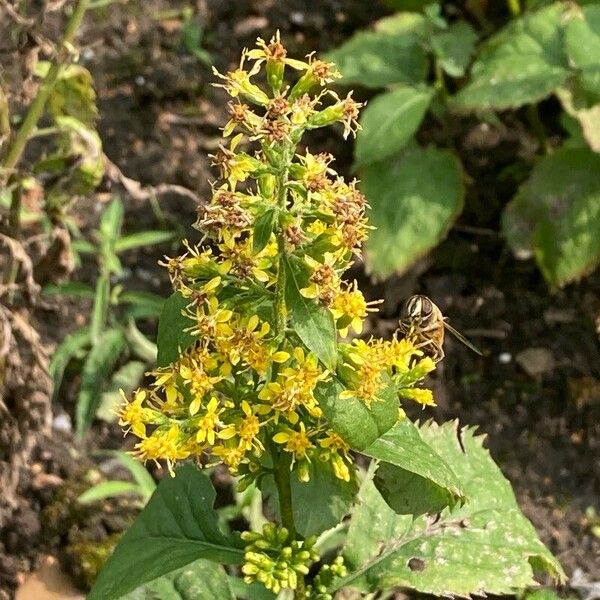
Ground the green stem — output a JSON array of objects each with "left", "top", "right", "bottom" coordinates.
[
  {"left": 273, "top": 159, "right": 290, "bottom": 340},
  {"left": 527, "top": 104, "right": 549, "bottom": 154},
  {"left": 507, "top": 0, "right": 521, "bottom": 17},
  {"left": 273, "top": 447, "right": 295, "bottom": 535},
  {"left": 1, "top": 0, "right": 90, "bottom": 175}
]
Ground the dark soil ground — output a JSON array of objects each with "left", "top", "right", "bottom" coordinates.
[{"left": 1, "top": 0, "right": 599, "bottom": 597}]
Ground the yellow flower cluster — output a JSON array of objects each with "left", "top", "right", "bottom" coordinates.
[{"left": 118, "top": 33, "right": 436, "bottom": 485}]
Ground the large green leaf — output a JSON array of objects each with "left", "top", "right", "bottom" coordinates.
[
  {"left": 453, "top": 4, "right": 570, "bottom": 111},
  {"left": 355, "top": 86, "right": 433, "bottom": 167},
  {"left": 339, "top": 421, "right": 565, "bottom": 596},
  {"left": 76, "top": 328, "right": 125, "bottom": 437},
  {"left": 156, "top": 291, "right": 196, "bottom": 367},
  {"left": 564, "top": 5, "right": 600, "bottom": 98},
  {"left": 362, "top": 419, "right": 464, "bottom": 514},
  {"left": 315, "top": 376, "right": 399, "bottom": 451},
  {"left": 431, "top": 21, "right": 478, "bottom": 78},
  {"left": 89, "top": 465, "right": 244, "bottom": 600},
  {"left": 327, "top": 30, "right": 428, "bottom": 88},
  {"left": 502, "top": 147, "right": 600, "bottom": 287},
  {"left": 283, "top": 255, "right": 337, "bottom": 370},
  {"left": 263, "top": 458, "right": 358, "bottom": 538},
  {"left": 362, "top": 146, "right": 464, "bottom": 279},
  {"left": 122, "top": 559, "right": 235, "bottom": 600}
]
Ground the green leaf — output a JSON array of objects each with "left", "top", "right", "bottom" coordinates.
[
  {"left": 35, "top": 62, "right": 99, "bottom": 125},
  {"left": 97, "top": 360, "right": 148, "bottom": 422},
  {"left": 431, "top": 21, "right": 478, "bottom": 78},
  {"left": 78, "top": 480, "right": 141, "bottom": 504},
  {"left": 157, "top": 292, "right": 196, "bottom": 367},
  {"left": 327, "top": 30, "right": 428, "bottom": 88},
  {"left": 90, "top": 273, "right": 110, "bottom": 343},
  {"left": 502, "top": 147, "right": 600, "bottom": 287},
  {"left": 362, "top": 146, "right": 464, "bottom": 279},
  {"left": 355, "top": 86, "right": 434, "bottom": 167},
  {"left": 48, "top": 327, "right": 91, "bottom": 401},
  {"left": 263, "top": 459, "right": 358, "bottom": 538},
  {"left": 123, "top": 559, "right": 234, "bottom": 600},
  {"left": 114, "top": 230, "right": 176, "bottom": 253},
  {"left": 43, "top": 281, "right": 95, "bottom": 299},
  {"left": 88, "top": 465, "right": 244, "bottom": 600},
  {"left": 227, "top": 576, "right": 277, "bottom": 600},
  {"left": 125, "top": 320, "right": 158, "bottom": 364},
  {"left": 283, "top": 255, "right": 337, "bottom": 370},
  {"left": 120, "top": 291, "right": 165, "bottom": 318},
  {"left": 99, "top": 196, "right": 125, "bottom": 244},
  {"left": 362, "top": 419, "right": 464, "bottom": 515},
  {"left": 253, "top": 208, "right": 276, "bottom": 253},
  {"left": 112, "top": 450, "right": 157, "bottom": 500},
  {"left": 452, "top": 4, "right": 570, "bottom": 111},
  {"left": 339, "top": 421, "right": 565, "bottom": 596},
  {"left": 76, "top": 328, "right": 125, "bottom": 437},
  {"left": 374, "top": 12, "right": 426, "bottom": 36},
  {"left": 564, "top": 5, "right": 600, "bottom": 98},
  {"left": 315, "top": 376, "right": 399, "bottom": 451}
]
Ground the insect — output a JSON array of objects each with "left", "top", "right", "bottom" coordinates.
[{"left": 398, "top": 295, "right": 482, "bottom": 362}]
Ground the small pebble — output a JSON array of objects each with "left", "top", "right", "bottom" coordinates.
[
  {"left": 53, "top": 414, "right": 72, "bottom": 433},
  {"left": 498, "top": 352, "right": 512, "bottom": 364}
]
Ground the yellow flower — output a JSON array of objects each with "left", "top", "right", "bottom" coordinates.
[
  {"left": 187, "top": 295, "right": 233, "bottom": 341},
  {"left": 318, "top": 431, "right": 352, "bottom": 482},
  {"left": 134, "top": 425, "right": 190, "bottom": 475},
  {"left": 399, "top": 387, "right": 436, "bottom": 407},
  {"left": 212, "top": 443, "right": 246, "bottom": 473},
  {"left": 118, "top": 389, "right": 159, "bottom": 438},
  {"left": 273, "top": 422, "right": 314, "bottom": 462},
  {"left": 331, "top": 281, "right": 380, "bottom": 336},
  {"left": 219, "top": 400, "right": 264, "bottom": 453},
  {"left": 300, "top": 253, "right": 341, "bottom": 306},
  {"left": 212, "top": 56, "right": 269, "bottom": 105},
  {"left": 196, "top": 396, "right": 225, "bottom": 445}
]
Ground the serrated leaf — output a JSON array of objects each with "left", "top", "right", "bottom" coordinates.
[
  {"left": 362, "top": 419, "right": 464, "bottom": 515},
  {"left": 114, "top": 230, "right": 176, "bottom": 253},
  {"left": 76, "top": 328, "right": 125, "bottom": 437},
  {"left": 502, "top": 147, "right": 600, "bottom": 287},
  {"left": 89, "top": 465, "right": 244, "bottom": 600},
  {"left": 263, "top": 458, "right": 358, "bottom": 538},
  {"left": 253, "top": 208, "right": 276, "bottom": 253},
  {"left": 48, "top": 327, "right": 91, "bottom": 401},
  {"left": 431, "top": 21, "right": 478, "bottom": 78},
  {"left": 355, "top": 86, "right": 433, "bottom": 167},
  {"left": 339, "top": 421, "right": 565, "bottom": 596},
  {"left": 564, "top": 5, "right": 600, "bottom": 99},
  {"left": 123, "top": 560, "right": 233, "bottom": 600},
  {"left": 78, "top": 480, "right": 141, "bottom": 504},
  {"left": 283, "top": 255, "right": 337, "bottom": 370},
  {"left": 327, "top": 30, "right": 428, "bottom": 88},
  {"left": 362, "top": 146, "right": 464, "bottom": 279},
  {"left": 157, "top": 291, "right": 196, "bottom": 367},
  {"left": 315, "top": 376, "right": 399, "bottom": 451},
  {"left": 452, "top": 4, "right": 569, "bottom": 111}
]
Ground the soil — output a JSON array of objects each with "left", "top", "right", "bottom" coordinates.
[{"left": 1, "top": 0, "right": 599, "bottom": 597}]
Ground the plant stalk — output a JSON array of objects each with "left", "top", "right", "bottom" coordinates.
[{"left": 1, "top": 0, "right": 91, "bottom": 175}]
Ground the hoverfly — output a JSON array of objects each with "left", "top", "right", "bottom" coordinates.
[{"left": 398, "top": 295, "right": 482, "bottom": 362}]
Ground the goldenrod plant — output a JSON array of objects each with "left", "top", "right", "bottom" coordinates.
[{"left": 90, "top": 35, "right": 564, "bottom": 600}]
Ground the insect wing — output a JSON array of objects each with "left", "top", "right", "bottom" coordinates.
[{"left": 443, "top": 321, "right": 482, "bottom": 355}]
